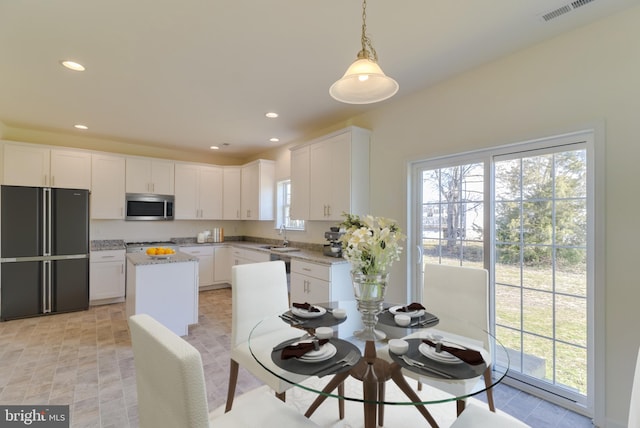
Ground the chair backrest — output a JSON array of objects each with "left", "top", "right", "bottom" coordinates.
[
  {"left": 231, "top": 260, "right": 290, "bottom": 347},
  {"left": 629, "top": 345, "right": 640, "bottom": 427},
  {"left": 423, "top": 263, "right": 489, "bottom": 347},
  {"left": 128, "top": 314, "right": 210, "bottom": 428}
]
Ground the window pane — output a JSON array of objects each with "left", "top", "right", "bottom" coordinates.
[
  {"left": 522, "top": 154, "right": 553, "bottom": 200},
  {"left": 495, "top": 159, "right": 520, "bottom": 201},
  {"left": 496, "top": 284, "right": 521, "bottom": 330},
  {"left": 523, "top": 289, "right": 553, "bottom": 337}
]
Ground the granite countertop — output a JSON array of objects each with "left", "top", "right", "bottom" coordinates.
[
  {"left": 126, "top": 252, "right": 198, "bottom": 266},
  {"left": 90, "top": 240, "right": 125, "bottom": 251},
  {"left": 91, "top": 238, "right": 347, "bottom": 266}
]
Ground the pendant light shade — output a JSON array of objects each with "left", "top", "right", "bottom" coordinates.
[
  {"left": 330, "top": 57, "right": 399, "bottom": 104},
  {"left": 329, "top": 0, "right": 398, "bottom": 104}
]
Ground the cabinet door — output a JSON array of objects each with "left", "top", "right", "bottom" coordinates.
[
  {"left": 91, "top": 154, "right": 125, "bottom": 219},
  {"left": 90, "top": 256, "right": 125, "bottom": 301},
  {"left": 126, "top": 157, "right": 153, "bottom": 193},
  {"left": 50, "top": 149, "right": 91, "bottom": 189},
  {"left": 174, "top": 163, "right": 199, "bottom": 219},
  {"left": 214, "top": 246, "right": 231, "bottom": 283},
  {"left": 309, "top": 142, "right": 333, "bottom": 220},
  {"left": 290, "top": 273, "right": 330, "bottom": 304},
  {"left": 325, "top": 133, "right": 352, "bottom": 220},
  {"left": 150, "top": 160, "right": 174, "bottom": 195},
  {"left": 290, "top": 146, "right": 310, "bottom": 221},
  {"left": 241, "top": 162, "right": 259, "bottom": 219},
  {"left": 198, "top": 166, "right": 222, "bottom": 219},
  {"left": 3, "top": 144, "right": 50, "bottom": 187},
  {"left": 223, "top": 167, "right": 241, "bottom": 219}
]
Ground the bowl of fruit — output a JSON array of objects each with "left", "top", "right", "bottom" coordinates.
[{"left": 145, "top": 247, "right": 176, "bottom": 259}]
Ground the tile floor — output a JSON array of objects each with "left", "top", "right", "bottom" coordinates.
[{"left": 0, "top": 288, "right": 594, "bottom": 427}]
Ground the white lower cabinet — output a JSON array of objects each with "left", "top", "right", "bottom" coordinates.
[
  {"left": 214, "top": 246, "right": 231, "bottom": 283},
  {"left": 290, "top": 259, "right": 352, "bottom": 304},
  {"left": 90, "top": 250, "right": 126, "bottom": 304},
  {"left": 231, "top": 247, "right": 270, "bottom": 266},
  {"left": 180, "top": 246, "right": 215, "bottom": 288}
]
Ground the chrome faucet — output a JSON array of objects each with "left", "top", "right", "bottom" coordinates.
[{"left": 279, "top": 224, "right": 289, "bottom": 247}]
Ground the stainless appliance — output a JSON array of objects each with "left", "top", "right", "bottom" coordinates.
[
  {"left": 323, "top": 229, "right": 344, "bottom": 257},
  {"left": 1, "top": 186, "right": 89, "bottom": 321},
  {"left": 125, "top": 193, "right": 174, "bottom": 221},
  {"left": 125, "top": 241, "right": 179, "bottom": 253}
]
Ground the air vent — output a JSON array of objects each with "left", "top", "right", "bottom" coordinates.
[
  {"left": 571, "top": 0, "right": 596, "bottom": 9},
  {"left": 541, "top": 0, "right": 597, "bottom": 22}
]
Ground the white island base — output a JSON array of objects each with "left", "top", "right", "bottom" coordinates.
[{"left": 126, "top": 252, "right": 199, "bottom": 336}]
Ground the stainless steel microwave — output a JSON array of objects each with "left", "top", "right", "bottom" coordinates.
[{"left": 125, "top": 193, "right": 174, "bottom": 221}]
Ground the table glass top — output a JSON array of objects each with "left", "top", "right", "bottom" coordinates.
[{"left": 247, "top": 300, "right": 510, "bottom": 405}]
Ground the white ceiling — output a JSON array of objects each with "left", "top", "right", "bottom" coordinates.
[{"left": 0, "top": 0, "right": 636, "bottom": 158}]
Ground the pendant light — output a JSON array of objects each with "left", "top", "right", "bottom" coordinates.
[{"left": 329, "top": 0, "right": 398, "bottom": 104}]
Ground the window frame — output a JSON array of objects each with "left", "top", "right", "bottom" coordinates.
[{"left": 407, "top": 126, "right": 604, "bottom": 421}]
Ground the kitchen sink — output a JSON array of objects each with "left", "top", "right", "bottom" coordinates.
[{"left": 261, "top": 245, "right": 300, "bottom": 252}]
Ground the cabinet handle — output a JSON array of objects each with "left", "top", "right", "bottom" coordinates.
[
  {"left": 101, "top": 255, "right": 116, "bottom": 259},
  {"left": 327, "top": 205, "right": 331, "bottom": 216},
  {"left": 51, "top": 176, "right": 55, "bottom": 187},
  {"left": 303, "top": 267, "right": 311, "bottom": 272}
]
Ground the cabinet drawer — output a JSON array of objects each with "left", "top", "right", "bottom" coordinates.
[
  {"left": 180, "top": 246, "right": 214, "bottom": 256},
  {"left": 90, "top": 250, "right": 125, "bottom": 261},
  {"left": 291, "top": 260, "right": 330, "bottom": 281}
]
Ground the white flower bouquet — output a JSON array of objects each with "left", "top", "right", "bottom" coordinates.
[{"left": 339, "top": 213, "right": 406, "bottom": 276}]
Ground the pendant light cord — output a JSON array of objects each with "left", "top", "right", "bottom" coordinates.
[{"left": 359, "top": 0, "right": 378, "bottom": 62}]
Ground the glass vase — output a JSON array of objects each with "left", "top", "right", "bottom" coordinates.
[{"left": 351, "top": 271, "right": 388, "bottom": 341}]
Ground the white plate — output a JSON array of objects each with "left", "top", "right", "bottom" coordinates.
[
  {"left": 418, "top": 343, "right": 463, "bottom": 365},
  {"left": 298, "top": 343, "right": 337, "bottom": 363},
  {"left": 291, "top": 306, "right": 327, "bottom": 318},
  {"left": 389, "top": 305, "right": 425, "bottom": 318}
]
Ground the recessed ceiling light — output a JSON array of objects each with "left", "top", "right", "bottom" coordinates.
[
  {"left": 265, "top": 112, "right": 278, "bottom": 118},
  {"left": 269, "top": 137, "right": 280, "bottom": 143},
  {"left": 74, "top": 124, "right": 88, "bottom": 130},
  {"left": 60, "top": 60, "right": 86, "bottom": 71},
  {"left": 210, "top": 146, "right": 219, "bottom": 150}
]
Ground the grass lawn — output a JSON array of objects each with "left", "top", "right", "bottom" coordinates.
[{"left": 424, "top": 254, "right": 587, "bottom": 395}]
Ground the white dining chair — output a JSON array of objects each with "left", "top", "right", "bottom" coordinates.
[
  {"left": 380, "top": 263, "right": 495, "bottom": 416},
  {"left": 128, "top": 313, "right": 319, "bottom": 428},
  {"left": 629, "top": 345, "right": 640, "bottom": 428}
]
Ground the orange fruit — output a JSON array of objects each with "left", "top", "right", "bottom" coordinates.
[{"left": 146, "top": 247, "right": 157, "bottom": 255}]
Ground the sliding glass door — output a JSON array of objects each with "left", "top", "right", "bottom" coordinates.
[{"left": 411, "top": 131, "right": 595, "bottom": 413}]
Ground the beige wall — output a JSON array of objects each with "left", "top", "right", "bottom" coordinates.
[
  {"left": 2, "top": 4, "right": 638, "bottom": 424},
  {"left": 360, "top": 7, "right": 638, "bottom": 426}
]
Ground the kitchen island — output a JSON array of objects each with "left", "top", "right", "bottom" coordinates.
[{"left": 126, "top": 252, "right": 199, "bottom": 336}]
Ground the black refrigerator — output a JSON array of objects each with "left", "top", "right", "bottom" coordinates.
[{"left": 1, "top": 186, "right": 89, "bottom": 321}]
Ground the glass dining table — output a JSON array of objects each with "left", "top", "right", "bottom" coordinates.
[{"left": 247, "top": 300, "right": 509, "bottom": 428}]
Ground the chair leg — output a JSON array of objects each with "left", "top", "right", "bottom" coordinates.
[
  {"left": 456, "top": 399, "right": 466, "bottom": 416},
  {"left": 483, "top": 366, "right": 496, "bottom": 412},
  {"left": 378, "top": 380, "right": 385, "bottom": 425},
  {"left": 338, "top": 382, "right": 345, "bottom": 420},
  {"left": 224, "top": 359, "right": 239, "bottom": 413},
  {"left": 417, "top": 380, "right": 422, "bottom": 391},
  {"left": 275, "top": 391, "right": 286, "bottom": 402}
]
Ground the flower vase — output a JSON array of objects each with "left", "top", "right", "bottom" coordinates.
[{"left": 351, "top": 271, "right": 388, "bottom": 341}]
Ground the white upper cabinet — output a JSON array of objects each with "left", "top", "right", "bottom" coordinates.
[
  {"left": 289, "top": 144, "right": 310, "bottom": 221},
  {"left": 223, "top": 166, "right": 241, "bottom": 220},
  {"left": 292, "top": 126, "right": 370, "bottom": 221},
  {"left": 125, "top": 157, "right": 174, "bottom": 195},
  {"left": 174, "top": 163, "right": 222, "bottom": 219},
  {"left": 91, "top": 153, "right": 126, "bottom": 219},
  {"left": 240, "top": 159, "right": 274, "bottom": 220},
  {"left": 3, "top": 143, "right": 91, "bottom": 189}
]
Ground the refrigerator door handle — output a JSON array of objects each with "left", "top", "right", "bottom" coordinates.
[
  {"left": 42, "top": 260, "right": 50, "bottom": 313},
  {"left": 43, "top": 188, "right": 52, "bottom": 256}
]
